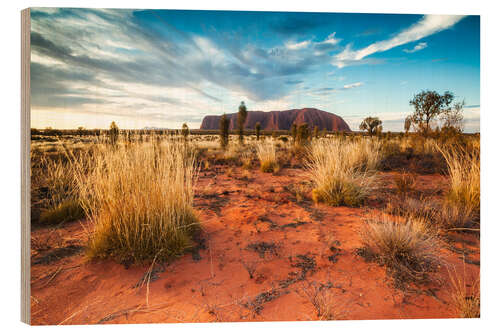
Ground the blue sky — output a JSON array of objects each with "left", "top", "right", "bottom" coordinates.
[{"left": 30, "top": 8, "right": 480, "bottom": 132}]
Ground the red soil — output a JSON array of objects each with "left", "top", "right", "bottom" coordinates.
[{"left": 30, "top": 167, "right": 480, "bottom": 325}]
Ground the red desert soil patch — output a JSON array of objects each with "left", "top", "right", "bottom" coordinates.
[{"left": 30, "top": 167, "right": 479, "bottom": 324}]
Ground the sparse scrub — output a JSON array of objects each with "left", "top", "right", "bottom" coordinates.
[
  {"left": 74, "top": 141, "right": 199, "bottom": 263},
  {"left": 256, "top": 140, "right": 279, "bottom": 173},
  {"left": 307, "top": 139, "right": 380, "bottom": 206},
  {"left": 359, "top": 215, "right": 442, "bottom": 286}
]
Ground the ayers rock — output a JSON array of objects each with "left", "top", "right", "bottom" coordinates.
[{"left": 200, "top": 108, "right": 351, "bottom": 132}]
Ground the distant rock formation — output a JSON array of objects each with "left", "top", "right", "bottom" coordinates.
[{"left": 200, "top": 108, "right": 351, "bottom": 132}]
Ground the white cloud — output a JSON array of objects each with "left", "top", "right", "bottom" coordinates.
[
  {"left": 320, "top": 32, "right": 340, "bottom": 45},
  {"left": 343, "top": 82, "right": 363, "bottom": 89},
  {"left": 333, "top": 15, "right": 464, "bottom": 67},
  {"left": 403, "top": 42, "right": 428, "bottom": 53},
  {"left": 285, "top": 40, "right": 311, "bottom": 50}
]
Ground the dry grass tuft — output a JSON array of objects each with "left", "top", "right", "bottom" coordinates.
[
  {"left": 393, "top": 172, "right": 416, "bottom": 196},
  {"left": 359, "top": 214, "right": 442, "bottom": 287},
  {"left": 448, "top": 265, "right": 480, "bottom": 318},
  {"left": 438, "top": 143, "right": 480, "bottom": 213},
  {"left": 74, "top": 140, "right": 199, "bottom": 263},
  {"left": 298, "top": 281, "right": 344, "bottom": 320},
  {"left": 39, "top": 200, "right": 85, "bottom": 225},
  {"left": 307, "top": 139, "right": 380, "bottom": 206},
  {"left": 256, "top": 140, "right": 279, "bottom": 173}
]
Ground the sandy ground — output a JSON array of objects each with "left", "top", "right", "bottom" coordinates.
[{"left": 30, "top": 167, "right": 480, "bottom": 325}]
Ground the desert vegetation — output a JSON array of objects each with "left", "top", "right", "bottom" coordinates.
[{"left": 30, "top": 104, "right": 480, "bottom": 324}]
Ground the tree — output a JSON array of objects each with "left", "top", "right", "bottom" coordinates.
[
  {"left": 297, "top": 123, "right": 310, "bottom": 145},
  {"left": 440, "top": 99, "right": 465, "bottom": 132},
  {"left": 313, "top": 126, "right": 319, "bottom": 139},
  {"left": 109, "top": 121, "right": 119, "bottom": 145},
  {"left": 219, "top": 114, "right": 230, "bottom": 149},
  {"left": 77, "top": 126, "right": 85, "bottom": 136},
  {"left": 181, "top": 123, "right": 189, "bottom": 140},
  {"left": 237, "top": 101, "right": 248, "bottom": 144},
  {"left": 290, "top": 123, "right": 297, "bottom": 141},
  {"left": 255, "top": 122, "right": 261, "bottom": 140},
  {"left": 359, "top": 117, "right": 382, "bottom": 136},
  {"left": 409, "top": 90, "right": 454, "bottom": 136},
  {"left": 404, "top": 116, "right": 412, "bottom": 133}
]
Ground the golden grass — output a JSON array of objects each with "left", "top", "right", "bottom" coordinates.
[
  {"left": 307, "top": 138, "right": 380, "bottom": 206},
  {"left": 359, "top": 215, "right": 442, "bottom": 286},
  {"left": 256, "top": 140, "right": 279, "bottom": 173},
  {"left": 393, "top": 172, "right": 416, "bottom": 195},
  {"left": 438, "top": 143, "right": 480, "bottom": 213},
  {"left": 39, "top": 200, "right": 85, "bottom": 225},
  {"left": 73, "top": 140, "right": 199, "bottom": 263},
  {"left": 448, "top": 265, "right": 480, "bottom": 318}
]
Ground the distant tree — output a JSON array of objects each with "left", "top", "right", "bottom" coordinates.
[
  {"left": 313, "top": 126, "right": 319, "bottom": 139},
  {"left": 409, "top": 90, "right": 454, "bottom": 136},
  {"left": 77, "top": 126, "right": 85, "bottom": 136},
  {"left": 320, "top": 128, "right": 327, "bottom": 138},
  {"left": 109, "top": 121, "right": 119, "bottom": 145},
  {"left": 297, "top": 123, "right": 310, "bottom": 145},
  {"left": 290, "top": 123, "right": 297, "bottom": 141},
  {"left": 404, "top": 116, "right": 412, "bottom": 133},
  {"left": 359, "top": 117, "right": 382, "bottom": 136},
  {"left": 237, "top": 101, "right": 248, "bottom": 144},
  {"left": 219, "top": 114, "right": 230, "bottom": 149},
  {"left": 440, "top": 99, "right": 465, "bottom": 132},
  {"left": 181, "top": 123, "right": 190, "bottom": 140},
  {"left": 255, "top": 122, "right": 261, "bottom": 140}
]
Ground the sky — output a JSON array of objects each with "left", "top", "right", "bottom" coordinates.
[{"left": 30, "top": 8, "right": 480, "bottom": 132}]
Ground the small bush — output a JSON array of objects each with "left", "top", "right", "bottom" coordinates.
[
  {"left": 359, "top": 215, "right": 442, "bottom": 287},
  {"left": 39, "top": 200, "right": 85, "bottom": 225}
]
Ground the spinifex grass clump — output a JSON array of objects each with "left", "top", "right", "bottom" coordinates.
[
  {"left": 75, "top": 140, "right": 199, "bottom": 263},
  {"left": 34, "top": 145, "right": 85, "bottom": 225},
  {"left": 438, "top": 143, "right": 480, "bottom": 213},
  {"left": 360, "top": 215, "right": 442, "bottom": 286},
  {"left": 307, "top": 138, "right": 381, "bottom": 206},
  {"left": 256, "top": 140, "right": 279, "bottom": 173}
]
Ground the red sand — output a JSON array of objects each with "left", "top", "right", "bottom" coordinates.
[{"left": 30, "top": 168, "right": 480, "bottom": 325}]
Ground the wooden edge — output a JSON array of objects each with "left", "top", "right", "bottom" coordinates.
[{"left": 21, "top": 7, "right": 31, "bottom": 325}]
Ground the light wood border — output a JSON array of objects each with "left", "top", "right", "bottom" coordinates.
[{"left": 21, "top": 7, "right": 31, "bottom": 325}]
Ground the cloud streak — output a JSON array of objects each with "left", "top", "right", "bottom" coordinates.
[
  {"left": 333, "top": 15, "right": 464, "bottom": 67},
  {"left": 403, "top": 42, "right": 428, "bottom": 53}
]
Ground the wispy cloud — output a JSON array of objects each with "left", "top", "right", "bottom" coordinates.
[
  {"left": 342, "top": 82, "right": 363, "bottom": 89},
  {"left": 285, "top": 40, "right": 311, "bottom": 50},
  {"left": 333, "top": 15, "right": 464, "bottom": 67},
  {"left": 403, "top": 42, "right": 428, "bottom": 53}
]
